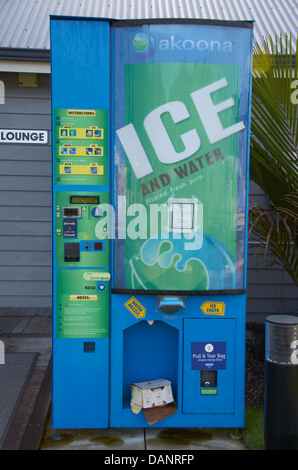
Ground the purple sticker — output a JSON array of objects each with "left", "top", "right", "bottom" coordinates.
[{"left": 191, "top": 342, "right": 226, "bottom": 370}]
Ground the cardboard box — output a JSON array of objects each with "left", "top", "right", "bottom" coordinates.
[{"left": 130, "top": 379, "right": 177, "bottom": 425}]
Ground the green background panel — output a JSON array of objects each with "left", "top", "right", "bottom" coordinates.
[
  {"left": 115, "top": 62, "right": 242, "bottom": 290},
  {"left": 124, "top": 63, "right": 240, "bottom": 259}
]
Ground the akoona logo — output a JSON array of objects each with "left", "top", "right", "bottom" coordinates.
[{"left": 132, "top": 32, "right": 155, "bottom": 57}]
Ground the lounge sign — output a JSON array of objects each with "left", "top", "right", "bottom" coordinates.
[{"left": 0, "top": 129, "right": 48, "bottom": 144}]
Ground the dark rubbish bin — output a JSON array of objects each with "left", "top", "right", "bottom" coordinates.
[{"left": 264, "top": 315, "right": 298, "bottom": 450}]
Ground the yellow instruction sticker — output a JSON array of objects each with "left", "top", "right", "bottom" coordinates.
[
  {"left": 124, "top": 296, "right": 146, "bottom": 319},
  {"left": 200, "top": 301, "right": 226, "bottom": 316},
  {"left": 59, "top": 126, "right": 104, "bottom": 139},
  {"left": 60, "top": 163, "right": 104, "bottom": 175},
  {"left": 59, "top": 145, "right": 103, "bottom": 157}
]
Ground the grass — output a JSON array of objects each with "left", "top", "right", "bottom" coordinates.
[{"left": 242, "top": 406, "right": 264, "bottom": 450}]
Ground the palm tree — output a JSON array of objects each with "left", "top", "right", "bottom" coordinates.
[{"left": 249, "top": 34, "right": 298, "bottom": 286}]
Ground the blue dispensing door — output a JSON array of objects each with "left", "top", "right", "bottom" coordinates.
[{"left": 51, "top": 17, "right": 253, "bottom": 429}]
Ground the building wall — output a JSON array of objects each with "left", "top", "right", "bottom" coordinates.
[
  {"left": 0, "top": 72, "right": 52, "bottom": 307},
  {"left": 247, "top": 183, "right": 297, "bottom": 321},
  {"left": 0, "top": 71, "right": 296, "bottom": 319}
]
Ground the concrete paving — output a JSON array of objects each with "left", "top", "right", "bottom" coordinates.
[
  {"left": 0, "top": 310, "right": 249, "bottom": 451},
  {"left": 40, "top": 421, "right": 246, "bottom": 450}
]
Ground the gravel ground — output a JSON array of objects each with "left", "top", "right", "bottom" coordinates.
[{"left": 245, "top": 323, "right": 265, "bottom": 407}]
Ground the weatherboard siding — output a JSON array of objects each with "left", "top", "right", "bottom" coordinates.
[{"left": 0, "top": 72, "right": 52, "bottom": 308}]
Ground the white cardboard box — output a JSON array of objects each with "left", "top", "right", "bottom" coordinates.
[{"left": 130, "top": 379, "right": 174, "bottom": 414}]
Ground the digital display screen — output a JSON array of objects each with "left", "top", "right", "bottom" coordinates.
[{"left": 70, "top": 196, "right": 99, "bottom": 204}]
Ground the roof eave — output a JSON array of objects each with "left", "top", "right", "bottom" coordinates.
[{"left": 0, "top": 47, "right": 50, "bottom": 62}]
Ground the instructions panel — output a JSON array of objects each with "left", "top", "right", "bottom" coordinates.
[{"left": 54, "top": 108, "right": 108, "bottom": 185}]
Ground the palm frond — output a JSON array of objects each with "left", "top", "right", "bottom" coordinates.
[
  {"left": 251, "top": 34, "right": 298, "bottom": 207},
  {"left": 249, "top": 203, "right": 298, "bottom": 285},
  {"left": 249, "top": 34, "right": 298, "bottom": 284}
]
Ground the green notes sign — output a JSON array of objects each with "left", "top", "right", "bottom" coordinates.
[{"left": 57, "top": 270, "right": 109, "bottom": 338}]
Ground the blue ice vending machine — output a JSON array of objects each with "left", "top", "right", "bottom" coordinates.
[{"left": 51, "top": 17, "right": 253, "bottom": 429}]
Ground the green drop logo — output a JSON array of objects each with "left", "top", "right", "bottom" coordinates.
[{"left": 133, "top": 33, "right": 148, "bottom": 52}]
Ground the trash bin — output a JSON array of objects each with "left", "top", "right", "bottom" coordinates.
[{"left": 264, "top": 315, "right": 298, "bottom": 450}]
